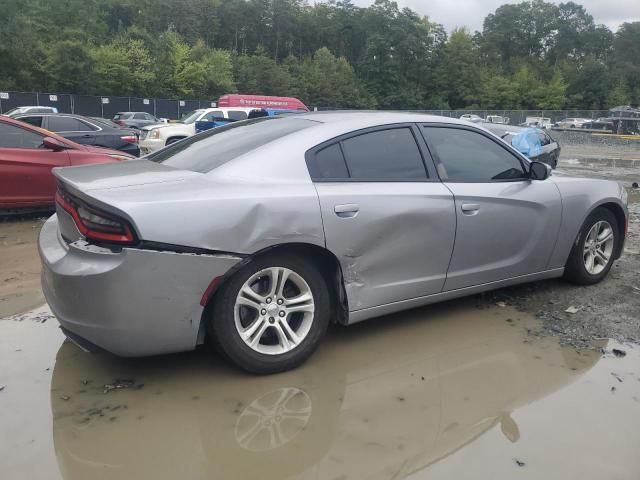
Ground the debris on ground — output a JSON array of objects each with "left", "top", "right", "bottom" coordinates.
[
  {"left": 60, "top": 395, "right": 70, "bottom": 401},
  {"left": 496, "top": 301, "right": 507, "bottom": 307},
  {"left": 103, "top": 378, "right": 144, "bottom": 394},
  {"left": 0, "top": 385, "right": 5, "bottom": 392},
  {"left": 612, "top": 348, "right": 627, "bottom": 358},
  {"left": 514, "top": 459, "right": 526, "bottom": 467},
  {"left": 565, "top": 306, "right": 581, "bottom": 314}
]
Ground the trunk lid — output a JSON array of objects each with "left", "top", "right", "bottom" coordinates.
[{"left": 53, "top": 159, "right": 199, "bottom": 193}]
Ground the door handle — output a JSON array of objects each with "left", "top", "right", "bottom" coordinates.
[
  {"left": 334, "top": 204, "right": 359, "bottom": 218},
  {"left": 461, "top": 203, "right": 480, "bottom": 214}
]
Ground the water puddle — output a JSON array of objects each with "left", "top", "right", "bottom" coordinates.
[{"left": 2, "top": 300, "right": 638, "bottom": 479}]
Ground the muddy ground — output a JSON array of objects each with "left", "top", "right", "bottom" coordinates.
[{"left": 1, "top": 150, "right": 639, "bottom": 479}]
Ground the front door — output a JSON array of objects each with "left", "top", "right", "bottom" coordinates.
[
  {"left": 0, "top": 122, "right": 70, "bottom": 208},
  {"left": 420, "top": 125, "right": 562, "bottom": 291},
  {"left": 308, "top": 125, "right": 456, "bottom": 311},
  {"left": 45, "top": 116, "right": 97, "bottom": 146}
]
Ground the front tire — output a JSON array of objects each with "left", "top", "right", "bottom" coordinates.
[
  {"left": 209, "top": 253, "right": 330, "bottom": 374},
  {"left": 564, "top": 207, "right": 618, "bottom": 285}
]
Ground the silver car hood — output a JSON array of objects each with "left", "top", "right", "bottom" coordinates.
[{"left": 53, "top": 159, "right": 199, "bottom": 193}]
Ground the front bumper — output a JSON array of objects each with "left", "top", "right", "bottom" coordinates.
[
  {"left": 139, "top": 138, "right": 164, "bottom": 155},
  {"left": 39, "top": 215, "right": 242, "bottom": 357}
]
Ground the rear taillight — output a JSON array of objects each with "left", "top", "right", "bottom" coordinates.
[
  {"left": 120, "top": 135, "right": 138, "bottom": 144},
  {"left": 55, "top": 189, "right": 137, "bottom": 245}
]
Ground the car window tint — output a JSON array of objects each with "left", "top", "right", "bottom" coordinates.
[
  {"left": 538, "top": 132, "right": 551, "bottom": 146},
  {"left": 423, "top": 127, "right": 527, "bottom": 182},
  {"left": 201, "top": 110, "right": 224, "bottom": 121},
  {"left": 0, "top": 122, "right": 44, "bottom": 148},
  {"left": 133, "top": 113, "right": 146, "bottom": 119},
  {"left": 148, "top": 117, "right": 316, "bottom": 173},
  {"left": 18, "top": 116, "right": 43, "bottom": 128},
  {"left": 340, "top": 128, "right": 427, "bottom": 180},
  {"left": 48, "top": 116, "right": 94, "bottom": 132},
  {"left": 311, "top": 143, "right": 349, "bottom": 179},
  {"left": 228, "top": 110, "right": 248, "bottom": 121},
  {"left": 145, "top": 114, "right": 155, "bottom": 120}
]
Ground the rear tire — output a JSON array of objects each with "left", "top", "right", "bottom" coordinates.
[
  {"left": 564, "top": 207, "right": 619, "bottom": 285},
  {"left": 209, "top": 253, "right": 330, "bottom": 374}
]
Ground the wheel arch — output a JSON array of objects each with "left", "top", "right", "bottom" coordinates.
[
  {"left": 200, "top": 242, "right": 349, "bottom": 342},
  {"left": 571, "top": 201, "right": 627, "bottom": 261},
  {"left": 597, "top": 202, "right": 627, "bottom": 259},
  {"left": 166, "top": 135, "right": 187, "bottom": 145}
]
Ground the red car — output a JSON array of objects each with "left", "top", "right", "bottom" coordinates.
[{"left": 0, "top": 116, "right": 133, "bottom": 212}]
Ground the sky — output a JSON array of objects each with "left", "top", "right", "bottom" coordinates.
[{"left": 352, "top": 0, "right": 640, "bottom": 33}]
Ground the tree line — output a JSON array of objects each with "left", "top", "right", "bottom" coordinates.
[{"left": 1, "top": 0, "right": 638, "bottom": 110}]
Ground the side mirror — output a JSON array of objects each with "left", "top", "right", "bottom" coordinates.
[
  {"left": 42, "top": 136, "right": 68, "bottom": 151},
  {"left": 529, "top": 161, "right": 551, "bottom": 180}
]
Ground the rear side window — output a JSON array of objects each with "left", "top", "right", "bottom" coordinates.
[
  {"left": 341, "top": 128, "right": 427, "bottom": 180},
  {"left": 422, "top": 127, "right": 527, "bottom": 182},
  {"left": 0, "top": 123, "right": 44, "bottom": 148},
  {"left": 133, "top": 113, "right": 146, "bottom": 119},
  {"left": 48, "top": 116, "right": 95, "bottom": 132},
  {"left": 313, "top": 143, "right": 349, "bottom": 179},
  {"left": 148, "top": 117, "right": 315, "bottom": 173},
  {"left": 228, "top": 110, "right": 248, "bottom": 121}
]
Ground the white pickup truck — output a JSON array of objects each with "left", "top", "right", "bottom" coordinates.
[{"left": 139, "top": 107, "right": 257, "bottom": 154}]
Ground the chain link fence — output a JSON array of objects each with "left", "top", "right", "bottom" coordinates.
[
  {"left": 0, "top": 91, "right": 615, "bottom": 126},
  {"left": 0, "top": 91, "right": 217, "bottom": 120}
]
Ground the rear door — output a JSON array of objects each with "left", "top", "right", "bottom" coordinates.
[
  {"left": 309, "top": 124, "right": 456, "bottom": 311},
  {"left": 0, "top": 122, "right": 70, "bottom": 208},
  {"left": 45, "top": 116, "right": 97, "bottom": 146},
  {"left": 421, "top": 125, "right": 562, "bottom": 291}
]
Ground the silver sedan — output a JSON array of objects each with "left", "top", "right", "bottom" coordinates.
[{"left": 39, "top": 112, "right": 628, "bottom": 373}]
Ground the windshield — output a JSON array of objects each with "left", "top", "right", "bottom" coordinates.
[
  {"left": 5, "top": 107, "right": 26, "bottom": 115},
  {"left": 147, "top": 117, "right": 316, "bottom": 173},
  {"left": 180, "top": 110, "right": 204, "bottom": 124}
]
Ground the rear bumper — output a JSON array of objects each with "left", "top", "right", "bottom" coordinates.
[
  {"left": 118, "top": 143, "right": 140, "bottom": 157},
  {"left": 39, "top": 215, "right": 242, "bottom": 357}
]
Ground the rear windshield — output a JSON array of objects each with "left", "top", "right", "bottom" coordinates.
[{"left": 147, "top": 117, "right": 316, "bottom": 173}]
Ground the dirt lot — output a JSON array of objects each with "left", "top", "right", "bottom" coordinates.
[{"left": 1, "top": 153, "right": 639, "bottom": 479}]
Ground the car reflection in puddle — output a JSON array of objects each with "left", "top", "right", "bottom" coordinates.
[{"left": 51, "top": 299, "right": 603, "bottom": 480}]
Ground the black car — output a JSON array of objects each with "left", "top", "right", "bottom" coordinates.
[
  {"left": 14, "top": 113, "right": 140, "bottom": 156},
  {"left": 480, "top": 122, "right": 561, "bottom": 169},
  {"left": 113, "top": 112, "right": 161, "bottom": 129}
]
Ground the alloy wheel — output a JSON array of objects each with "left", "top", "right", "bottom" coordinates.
[
  {"left": 583, "top": 220, "right": 614, "bottom": 275},
  {"left": 234, "top": 267, "right": 315, "bottom": 355}
]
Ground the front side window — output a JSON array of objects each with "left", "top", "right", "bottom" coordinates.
[
  {"left": 422, "top": 127, "right": 527, "bottom": 182},
  {"left": 201, "top": 110, "right": 224, "bottom": 121},
  {"left": 148, "top": 117, "right": 316, "bottom": 173},
  {"left": 0, "top": 123, "right": 44, "bottom": 149},
  {"left": 340, "top": 128, "right": 427, "bottom": 180},
  {"left": 48, "top": 116, "right": 95, "bottom": 132},
  {"left": 133, "top": 113, "right": 146, "bottom": 120}
]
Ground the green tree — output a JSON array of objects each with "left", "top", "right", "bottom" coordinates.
[
  {"left": 90, "top": 39, "right": 155, "bottom": 95},
  {"left": 442, "top": 28, "right": 479, "bottom": 108}
]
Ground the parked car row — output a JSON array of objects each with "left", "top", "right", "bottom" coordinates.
[{"left": 12, "top": 113, "right": 140, "bottom": 156}]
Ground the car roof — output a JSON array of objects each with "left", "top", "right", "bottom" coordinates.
[{"left": 291, "top": 110, "right": 471, "bottom": 129}]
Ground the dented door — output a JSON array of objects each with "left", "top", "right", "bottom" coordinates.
[{"left": 316, "top": 182, "right": 456, "bottom": 311}]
